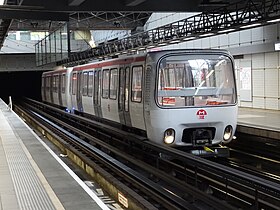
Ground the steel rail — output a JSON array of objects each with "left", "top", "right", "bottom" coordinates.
[
  {"left": 23, "top": 98, "right": 280, "bottom": 209},
  {"left": 16, "top": 104, "right": 204, "bottom": 210},
  {"left": 21, "top": 101, "right": 237, "bottom": 210}
]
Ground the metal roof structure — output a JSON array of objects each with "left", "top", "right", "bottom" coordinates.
[
  {"left": 54, "top": 0, "right": 280, "bottom": 66},
  {"left": 2, "top": 0, "right": 280, "bottom": 67},
  {"left": 0, "top": 0, "right": 240, "bottom": 48}
]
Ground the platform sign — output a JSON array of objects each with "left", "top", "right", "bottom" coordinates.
[
  {"left": 239, "top": 66, "right": 252, "bottom": 102},
  {"left": 118, "top": 192, "right": 128, "bottom": 208}
]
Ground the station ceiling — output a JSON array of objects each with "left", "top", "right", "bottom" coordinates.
[{"left": 0, "top": 0, "right": 241, "bottom": 47}]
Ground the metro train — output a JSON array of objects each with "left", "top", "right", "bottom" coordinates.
[{"left": 41, "top": 49, "right": 238, "bottom": 154}]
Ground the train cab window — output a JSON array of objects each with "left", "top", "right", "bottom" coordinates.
[
  {"left": 157, "top": 54, "right": 236, "bottom": 107},
  {"left": 102, "top": 69, "right": 109, "bottom": 98},
  {"left": 88, "top": 71, "right": 93, "bottom": 97},
  {"left": 109, "top": 68, "right": 118, "bottom": 100},
  {"left": 131, "top": 66, "right": 143, "bottom": 102},
  {"left": 72, "top": 73, "right": 77, "bottom": 95},
  {"left": 82, "top": 72, "right": 88, "bottom": 96},
  {"left": 61, "top": 74, "right": 65, "bottom": 93}
]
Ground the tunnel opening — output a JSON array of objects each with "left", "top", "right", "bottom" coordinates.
[{"left": 0, "top": 71, "right": 43, "bottom": 104}]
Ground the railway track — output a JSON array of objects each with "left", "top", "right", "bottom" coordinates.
[
  {"left": 227, "top": 149, "right": 280, "bottom": 180},
  {"left": 15, "top": 98, "right": 280, "bottom": 210},
  {"left": 224, "top": 131, "right": 280, "bottom": 182},
  {"left": 229, "top": 132, "right": 280, "bottom": 161}
]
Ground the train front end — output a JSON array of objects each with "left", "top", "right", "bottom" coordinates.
[{"left": 146, "top": 50, "right": 237, "bottom": 157}]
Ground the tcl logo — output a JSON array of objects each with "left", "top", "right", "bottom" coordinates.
[{"left": 196, "top": 109, "right": 207, "bottom": 119}]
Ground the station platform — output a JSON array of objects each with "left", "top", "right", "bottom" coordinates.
[
  {"left": 237, "top": 107, "right": 280, "bottom": 139},
  {"left": 0, "top": 98, "right": 109, "bottom": 210}
]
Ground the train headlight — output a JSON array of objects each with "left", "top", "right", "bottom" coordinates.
[
  {"left": 164, "top": 128, "right": 175, "bottom": 144},
  {"left": 223, "top": 125, "right": 233, "bottom": 141}
]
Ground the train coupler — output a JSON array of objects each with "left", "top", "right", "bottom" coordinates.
[{"left": 190, "top": 145, "right": 230, "bottom": 158}]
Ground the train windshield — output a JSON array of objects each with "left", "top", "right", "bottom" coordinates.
[{"left": 157, "top": 53, "right": 236, "bottom": 107}]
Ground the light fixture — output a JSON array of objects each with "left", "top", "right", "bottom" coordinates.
[
  {"left": 183, "top": 37, "right": 195, "bottom": 41},
  {"left": 240, "top": 23, "right": 261, "bottom": 29},
  {"left": 267, "top": 18, "right": 280, "bottom": 23},
  {"left": 223, "top": 125, "right": 233, "bottom": 142},
  {"left": 199, "top": 33, "right": 214, "bottom": 37},
  {"left": 218, "top": 28, "right": 235, "bottom": 33},
  {"left": 169, "top": 40, "right": 180, "bottom": 44},
  {"left": 163, "top": 128, "right": 175, "bottom": 144},
  {"left": 275, "top": 42, "right": 280, "bottom": 51}
]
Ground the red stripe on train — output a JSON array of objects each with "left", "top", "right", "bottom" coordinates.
[
  {"left": 43, "top": 69, "right": 67, "bottom": 75},
  {"left": 73, "top": 56, "right": 146, "bottom": 71}
]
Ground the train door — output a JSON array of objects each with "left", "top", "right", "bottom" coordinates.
[
  {"left": 41, "top": 76, "right": 46, "bottom": 101},
  {"left": 118, "top": 66, "right": 132, "bottom": 126},
  {"left": 61, "top": 73, "right": 66, "bottom": 107},
  {"left": 70, "top": 72, "right": 78, "bottom": 111},
  {"left": 81, "top": 71, "right": 94, "bottom": 115},
  {"left": 58, "top": 74, "right": 63, "bottom": 106},
  {"left": 129, "top": 65, "right": 145, "bottom": 130},
  {"left": 108, "top": 68, "right": 120, "bottom": 122},
  {"left": 50, "top": 75, "right": 54, "bottom": 103},
  {"left": 65, "top": 68, "right": 73, "bottom": 112},
  {"left": 76, "top": 72, "right": 83, "bottom": 112},
  {"left": 46, "top": 76, "right": 51, "bottom": 102},
  {"left": 93, "top": 69, "right": 102, "bottom": 117},
  {"left": 101, "top": 68, "right": 110, "bottom": 120},
  {"left": 52, "top": 74, "right": 59, "bottom": 105}
]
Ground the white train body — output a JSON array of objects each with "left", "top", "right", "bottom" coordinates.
[{"left": 42, "top": 49, "right": 238, "bottom": 148}]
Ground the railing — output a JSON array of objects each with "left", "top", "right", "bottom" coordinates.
[{"left": 35, "top": 24, "right": 91, "bottom": 66}]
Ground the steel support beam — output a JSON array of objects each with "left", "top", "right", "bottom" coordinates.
[
  {"left": 0, "top": 10, "right": 69, "bottom": 21},
  {"left": 43, "top": 0, "right": 280, "bottom": 66},
  {"left": 125, "top": 0, "right": 147, "bottom": 6},
  {"left": 68, "top": 0, "right": 87, "bottom": 6}
]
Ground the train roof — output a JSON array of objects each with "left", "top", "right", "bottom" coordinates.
[
  {"left": 42, "top": 48, "right": 232, "bottom": 76},
  {"left": 73, "top": 53, "right": 146, "bottom": 71}
]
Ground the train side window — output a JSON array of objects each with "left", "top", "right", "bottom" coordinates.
[
  {"left": 131, "top": 66, "right": 143, "bottom": 103},
  {"left": 72, "top": 73, "right": 77, "bottom": 95},
  {"left": 82, "top": 71, "right": 88, "bottom": 96},
  {"left": 88, "top": 71, "right": 93, "bottom": 97},
  {"left": 52, "top": 75, "right": 58, "bottom": 93},
  {"left": 109, "top": 68, "right": 118, "bottom": 100},
  {"left": 102, "top": 69, "right": 109, "bottom": 98},
  {"left": 61, "top": 74, "right": 65, "bottom": 93}
]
